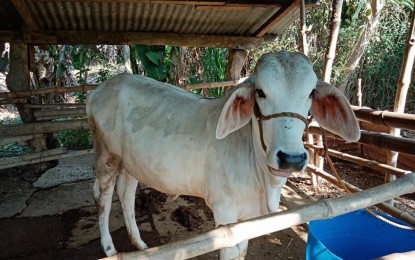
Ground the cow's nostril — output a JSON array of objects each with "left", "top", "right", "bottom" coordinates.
[{"left": 277, "top": 151, "right": 307, "bottom": 170}]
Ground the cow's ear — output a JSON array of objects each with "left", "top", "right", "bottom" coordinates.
[
  {"left": 216, "top": 80, "right": 255, "bottom": 139},
  {"left": 311, "top": 81, "right": 360, "bottom": 142}
]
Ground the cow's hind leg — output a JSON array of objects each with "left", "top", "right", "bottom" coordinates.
[
  {"left": 116, "top": 172, "right": 148, "bottom": 250},
  {"left": 93, "top": 153, "right": 121, "bottom": 256}
]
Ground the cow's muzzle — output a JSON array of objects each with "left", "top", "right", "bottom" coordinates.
[{"left": 277, "top": 151, "right": 307, "bottom": 171}]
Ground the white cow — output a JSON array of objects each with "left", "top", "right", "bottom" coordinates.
[{"left": 86, "top": 51, "right": 360, "bottom": 259}]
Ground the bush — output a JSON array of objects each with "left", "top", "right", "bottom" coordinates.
[{"left": 57, "top": 130, "right": 92, "bottom": 150}]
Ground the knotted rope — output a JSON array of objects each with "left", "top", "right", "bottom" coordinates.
[{"left": 254, "top": 102, "right": 312, "bottom": 152}]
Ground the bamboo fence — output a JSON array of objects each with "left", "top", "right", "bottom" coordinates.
[{"left": 103, "top": 172, "right": 415, "bottom": 260}]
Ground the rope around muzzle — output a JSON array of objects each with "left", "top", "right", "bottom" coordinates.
[{"left": 253, "top": 102, "right": 312, "bottom": 152}]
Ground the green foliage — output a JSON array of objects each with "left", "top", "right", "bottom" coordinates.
[
  {"left": 353, "top": 2, "right": 411, "bottom": 110},
  {"left": 200, "top": 48, "right": 228, "bottom": 97},
  {"left": 57, "top": 130, "right": 92, "bottom": 150},
  {"left": 0, "top": 143, "right": 30, "bottom": 158},
  {"left": 130, "top": 45, "right": 169, "bottom": 81}
]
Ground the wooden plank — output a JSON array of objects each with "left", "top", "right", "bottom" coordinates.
[
  {"left": 0, "top": 85, "right": 97, "bottom": 99},
  {"left": 24, "top": 31, "right": 264, "bottom": 49},
  {"left": 254, "top": 2, "right": 298, "bottom": 37},
  {"left": 0, "top": 148, "right": 67, "bottom": 166},
  {"left": 0, "top": 119, "right": 89, "bottom": 137},
  {"left": 33, "top": 108, "right": 86, "bottom": 118},
  {"left": 24, "top": 103, "right": 86, "bottom": 109},
  {"left": 0, "top": 149, "right": 94, "bottom": 170},
  {"left": 0, "top": 134, "right": 44, "bottom": 146}
]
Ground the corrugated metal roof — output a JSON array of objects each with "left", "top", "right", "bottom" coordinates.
[
  {"left": 26, "top": 1, "right": 281, "bottom": 35},
  {"left": 0, "top": 1, "right": 21, "bottom": 31},
  {"left": 1, "top": 0, "right": 320, "bottom": 48}
]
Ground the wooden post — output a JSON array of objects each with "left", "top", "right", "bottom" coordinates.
[
  {"left": 386, "top": 1, "right": 415, "bottom": 203},
  {"left": 299, "top": 0, "right": 309, "bottom": 56},
  {"left": 224, "top": 49, "right": 248, "bottom": 93},
  {"left": 4, "top": 43, "right": 58, "bottom": 173}
]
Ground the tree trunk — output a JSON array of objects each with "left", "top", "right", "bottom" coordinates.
[
  {"left": 338, "top": 0, "right": 384, "bottom": 92},
  {"left": 322, "top": 0, "right": 343, "bottom": 82}
]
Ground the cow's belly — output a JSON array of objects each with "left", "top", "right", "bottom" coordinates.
[{"left": 118, "top": 126, "right": 210, "bottom": 197}]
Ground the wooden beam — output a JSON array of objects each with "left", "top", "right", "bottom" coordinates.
[
  {"left": 254, "top": 1, "right": 298, "bottom": 37},
  {"left": 0, "top": 85, "right": 97, "bottom": 99},
  {"left": 23, "top": 31, "right": 264, "bottom": 49},
  {"left": 0, "top": 119, "right": 89, "bottom": 137},
  {"left": 308, "top": 126, "right": 415, "bottom": 156},
  {"left": 10, "top": 0, "right": 40, "bottom": 32},
  {"left": 0, "top": 31, "right": 23, "bottom": 43},
  {"left": 352, "top": 106, "right": 415, "bottom": 131},
  {"left": 186, "top": 77, "right": 248, "bottom": 90},
  {"left": 0, "top": 149, "right": 93, "bottom": 170}
]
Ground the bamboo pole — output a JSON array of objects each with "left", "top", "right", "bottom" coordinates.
[
  {"left": 102, "top": 172, "right": 415, "bottom": 260},
  {"left": 299, "top": 0, "right": 308, "bottom": 56},
  {"left": 0, "top": 149, "right": 94, "bottom": 170},
  {"left": 305, "top": 144, "right": 408, "bottom": 177},
  {"left": 0, "top": 119, "right": 89, "bottom": 137},
  {"left": 322, "top": 0, "right": 343, "bottom": 82},
  {"left": 386, "top": 0, "right": 415, "bottom": 187},
  {"left": 306, "top": 164, "right": 415, "bottom": 226},
  {"left": 0, "top": 85, "right": 97, "bottom": 99},
  {"left": 352, "top": 106, "right": 415, "bottom": 131},
  {"left": 308, "top": 126, "right": 415, "bottom": 156},
  {"left": 186, "top": 77, "right": 248, "bottom": 90}
]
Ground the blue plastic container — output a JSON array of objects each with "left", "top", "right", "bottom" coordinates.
[{"left": 306, "top": 209, "right": 415, "bottom": 260}]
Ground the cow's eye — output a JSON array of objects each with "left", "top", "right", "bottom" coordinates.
[
  {"left": 256, "top": 89, "right": 266, "bottom": 98},
  {"left": 309, "top": 89, "right": 318, "bottom": 98}
]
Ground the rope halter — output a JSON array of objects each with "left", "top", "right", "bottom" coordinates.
[{"left": 253, "top": 102, "right": 312, "bottom": 152}]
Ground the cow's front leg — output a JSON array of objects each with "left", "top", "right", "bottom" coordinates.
[
  {"left": 116, "top": 172, "right": 148, "bottom": 250},
  {"left": 210, "top": 198, "right": 245, "bottom": 260}
]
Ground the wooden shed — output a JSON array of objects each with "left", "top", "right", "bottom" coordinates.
[{"left": 1, "top": 1, "right": 415, "bottom": 259}]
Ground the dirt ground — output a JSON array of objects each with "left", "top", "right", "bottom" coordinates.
[{"left": 0, "top": 154, "right": 311, "bottom": 260}]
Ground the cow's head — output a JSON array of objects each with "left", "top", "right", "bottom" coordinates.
[{"left": 216, "top": 51, "right": 360, "bottom": 177}]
